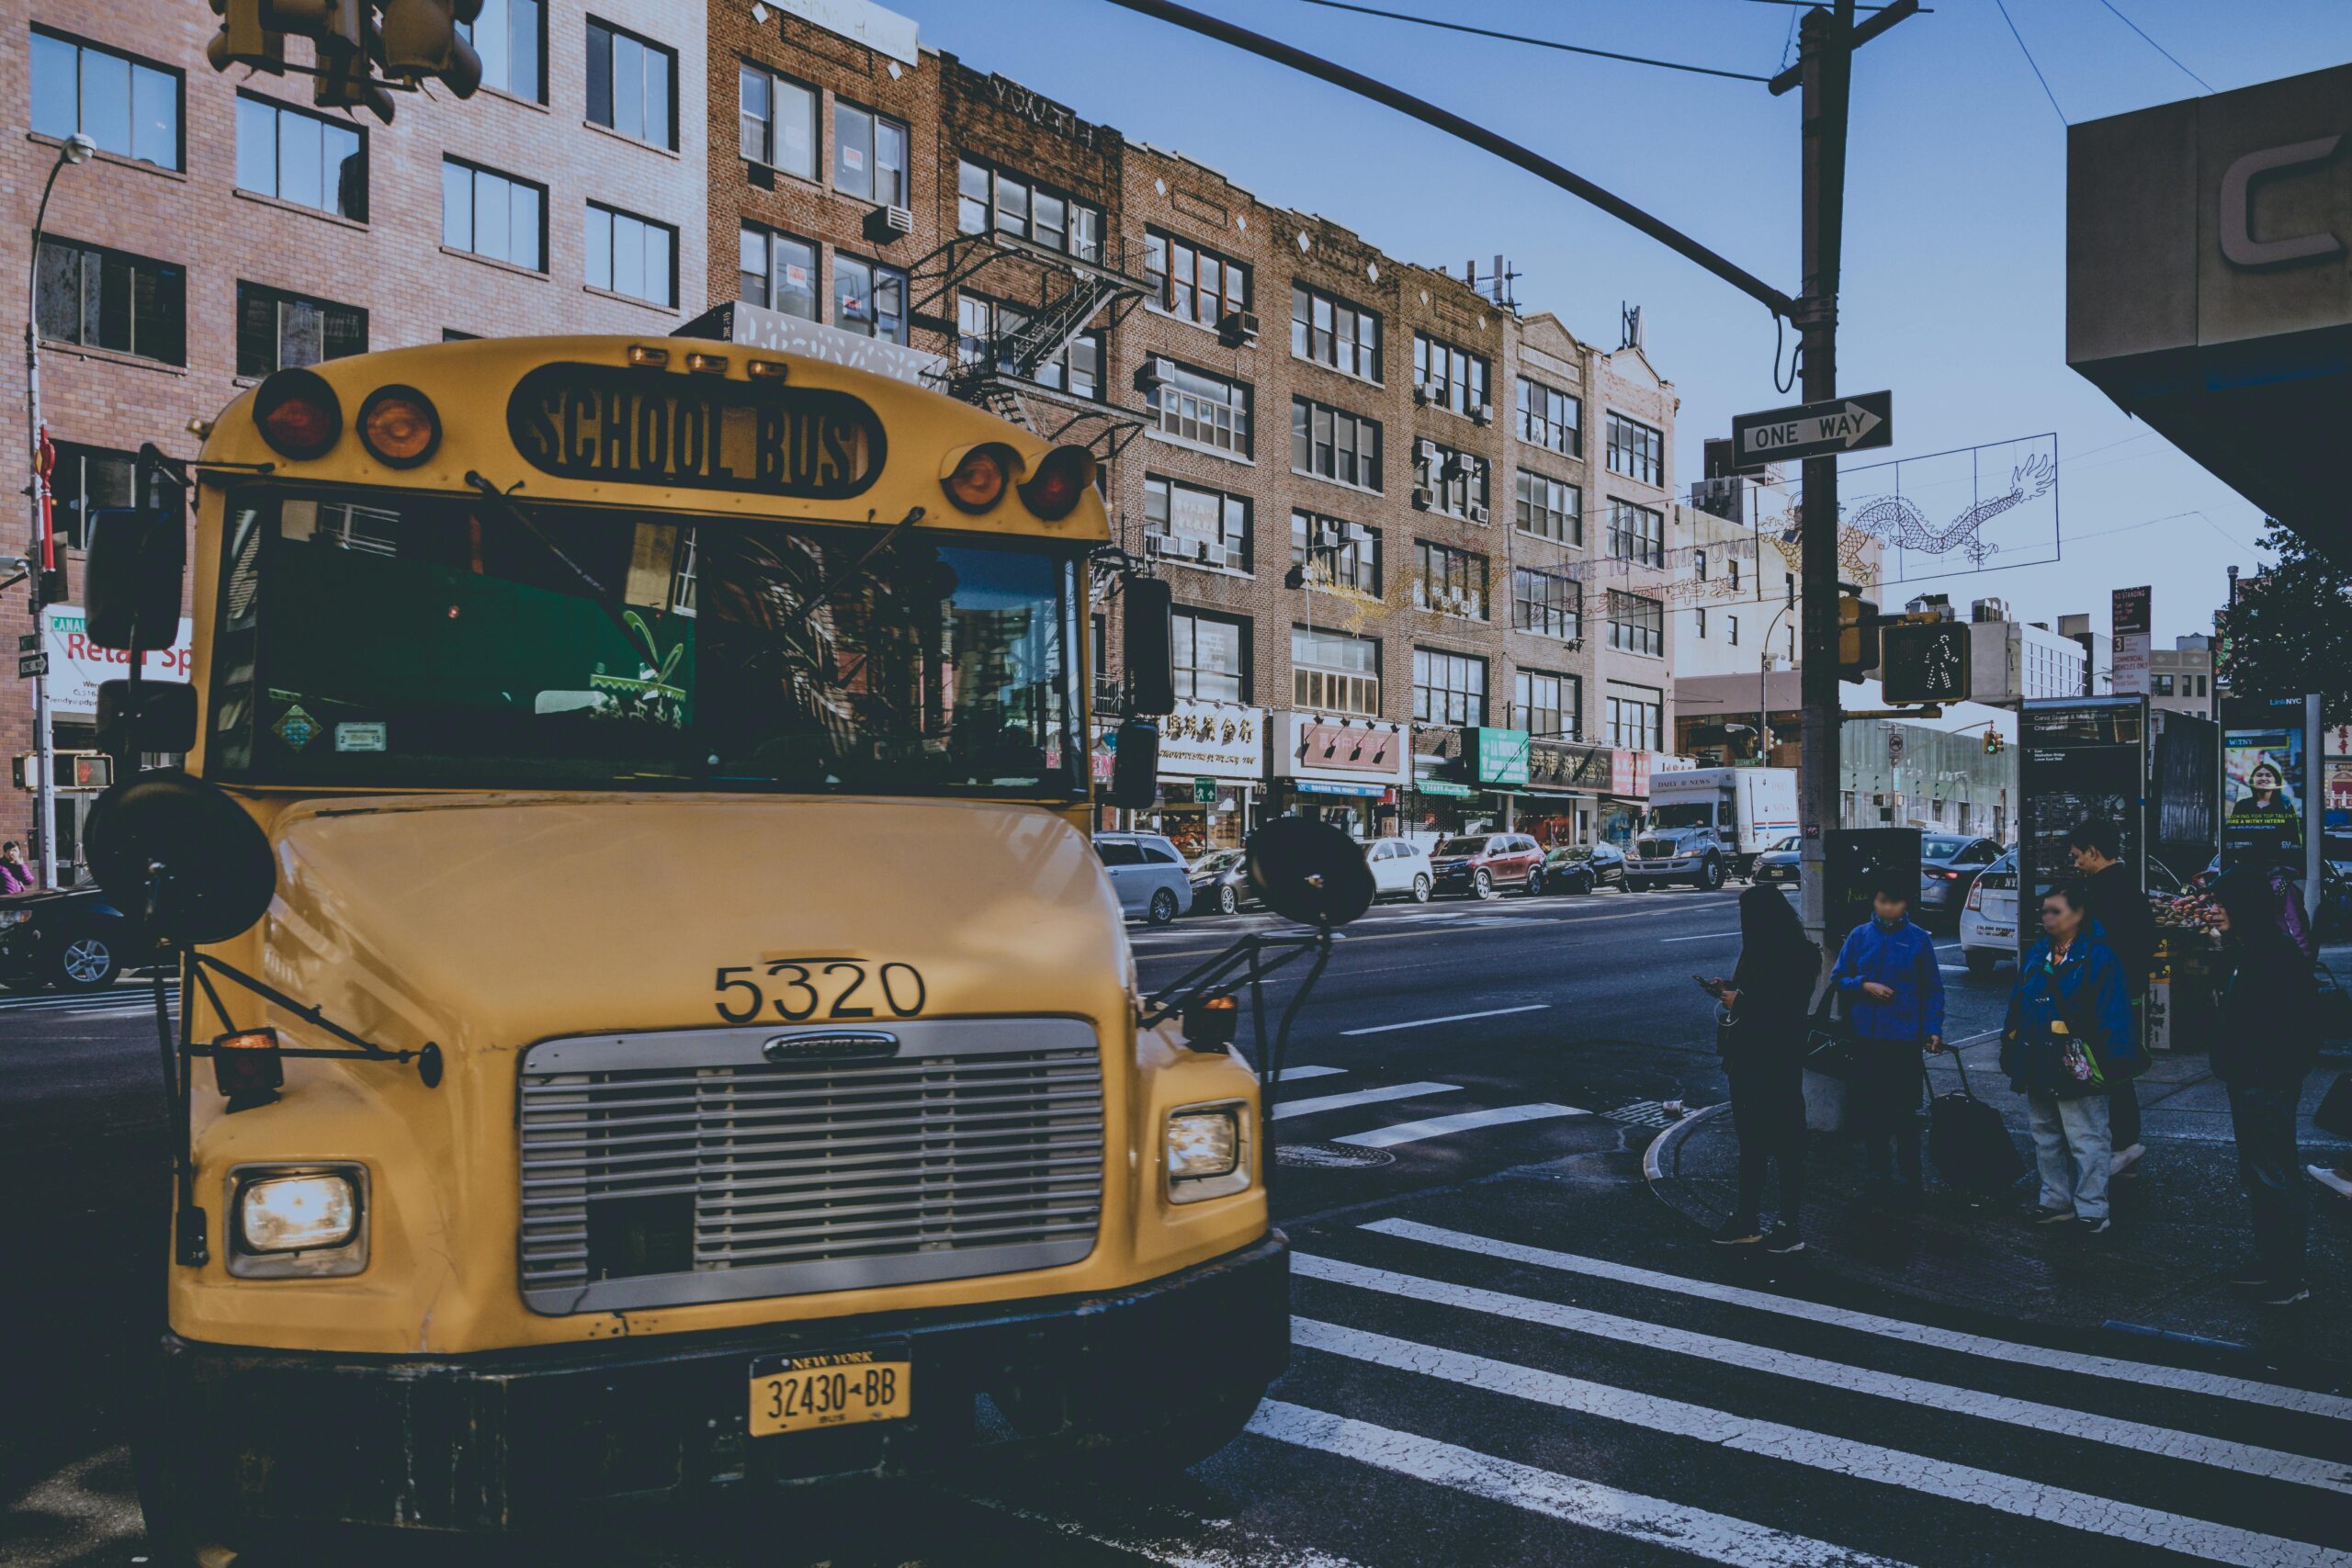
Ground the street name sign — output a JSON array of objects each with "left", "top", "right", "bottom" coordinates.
[{"left": 1730, "top": 389, "right": 1894, "bottom": 466}]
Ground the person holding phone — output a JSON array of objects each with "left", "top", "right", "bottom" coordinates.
[{"left": 1706, "top": 885, "right": 1820, "bottom": 1252}]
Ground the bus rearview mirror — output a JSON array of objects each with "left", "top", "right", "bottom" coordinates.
[
  {"left": 85, "top": 772, "right": 277, "bottom": 948},
  {"left": 1107, "top": 718, "right": 1159, "bottom": 809},
  {"left": 1121, "top": 575, "right": 1176, "bottom": 717},
  {"left": 1247, "top": 817, "right": 1375, "bottom": 930},
  {"left": 83, "top": 506, "right": 185, "bottom": 653},
  {"left": 96, "top": 681, "right": 198, "bottom": 756}
]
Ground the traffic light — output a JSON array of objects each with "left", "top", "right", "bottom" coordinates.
[
  {"left": 206, "top": 0, "right": 288, "bottom": 74},
  {"left": 379, "top": 0, "right": 484, "bottom": 99},
  {"left": 1837, "top": 594, "right": 1880, "bottom": 682},
  {"left": 311, "top": 0, "right": 396, "bottom": 121},
  {"left": 1881, "top": 619, "right": 1973, "bottom": 704},
  {"left": 1983, "top": 726, "right": 2006, "bottom": 756}
]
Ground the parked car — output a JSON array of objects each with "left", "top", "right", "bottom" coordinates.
[
  {"left": 0, "top": 884, "right": 141, "bottom": 992},
  {"left": 1527, "top": 841, "right": 1626, "bottom": 896},
  {"left": 1917, "top": 834, "right": 2006, "bottom": 923},
  {"left": 1187, "top": 848, "right": 1255, "bottom": 916},
  {"left": 1363, "top": 838, "right": 1435, "bottom": 903},
  {"left": 1961, "top": 852, "right": 2184, "bottom": 976},
  {"left": 1428, "top": 832, "right": 1544, "bottom": 899},
  {"left": 1750, "top": 834, "right": 1802, "bottom": 887},
  {"left": 1091, "top": 832, "right": 1192, "bottom": 925}
]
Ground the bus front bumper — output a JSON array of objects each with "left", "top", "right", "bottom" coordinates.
[{"left": 153, "top": 1233, "right": 1288, "bottom": 1534}]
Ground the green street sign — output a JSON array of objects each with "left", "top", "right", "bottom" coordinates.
[{"left": 1193, "top": 776, "right": 1218, "bottom": 803}]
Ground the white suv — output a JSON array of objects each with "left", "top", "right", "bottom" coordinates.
[
  {"left": 1363, "top": 838, "right": 1435, "bottom": 903},
  {"left": 1092, "top": 833, "right": 1193, "bottom": 925}
]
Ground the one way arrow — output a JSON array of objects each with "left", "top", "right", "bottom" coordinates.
[
  {"left": 1729, "top": 389, "right": 1894, "bottom": 464},
  {"left": 1815, "top": 400, "right": 1881, "bottom": 447}
]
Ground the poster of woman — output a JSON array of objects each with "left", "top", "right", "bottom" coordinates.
[{"left": 2222, "top": 725, "right": 2305, "bottom": 871}]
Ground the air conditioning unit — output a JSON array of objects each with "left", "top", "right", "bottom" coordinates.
[
  {"left": 863, "top": 205, "right": 914, "bottom": 244},
  {"left": 1411, "top": 486, "right": 1435, "bottom": 511},
  {"left": 1133, "top": 361, "right": 1167, "bottom": 395},
  {"left": 1471, "top": 402, "right": 1494, "bottom": 426},
  {"left": 1467, "top": 502, "right": 1489, "bottom": 524},
  {"left": 1414, "top": 437, "right": 1440, "bottom": 467},
  {"left": 1411, "top": 379, "right": 1433, "bottom": 406},
  {"left": 1216, "top": 309, "right": 1260, "bottom": 347}
]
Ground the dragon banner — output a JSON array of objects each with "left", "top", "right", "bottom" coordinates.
[{"left": 1836, "top": 431, "right": 2060, "bottom": 587}]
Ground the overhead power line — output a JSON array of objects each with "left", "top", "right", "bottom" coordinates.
[
  {"left": 2093, "top": 0, "right": 2215, "bottom": 93},
  {"left": 1992, "top": 0, "right": 2067, "bottom": 126},
  {"left": 1289, "top": 0, "right": 1774, "bottom": 84}
]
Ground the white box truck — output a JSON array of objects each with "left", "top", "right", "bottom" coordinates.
[{"left": 1629, "top": 767, "right": 1800, "bottom": 888}]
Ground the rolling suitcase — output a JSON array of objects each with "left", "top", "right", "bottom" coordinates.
[{"left": 1928, "top": 1043, "right": 2025, "bottom": 1193}]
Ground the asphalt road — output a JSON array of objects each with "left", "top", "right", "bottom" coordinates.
[{"left": 6, "top": 891, "right": 2346, "bottom": 1568}]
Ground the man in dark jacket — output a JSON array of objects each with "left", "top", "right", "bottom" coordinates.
[
  {"left": 1831, "top": 878, "right": 1945, "bottom": 1206},
  {"left": 2206, "top": 869, "right": 2321, "bottom": 1306},
  {"left": 2068, "top": 821, "right": 2157, "bottom": 1171}
]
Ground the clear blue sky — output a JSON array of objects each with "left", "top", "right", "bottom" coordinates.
[{"left": 905, "top": 0, "right": 2350, "bottom": 644}]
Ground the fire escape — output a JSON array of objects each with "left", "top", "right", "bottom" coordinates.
[{"left": 905, "top": 226, "right": 1150, "bottom": 460}]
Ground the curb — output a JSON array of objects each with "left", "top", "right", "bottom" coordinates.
[{"left": 1642, "top": 1100, "right": 1730, "bottom": 1185}]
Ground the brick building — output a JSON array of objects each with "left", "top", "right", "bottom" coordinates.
[
  {"left": 706, "top": 2, "right": 1684, "bottom": 853},
  {"left": 2, "top": 0, "right": 708, "bottom": 864}
]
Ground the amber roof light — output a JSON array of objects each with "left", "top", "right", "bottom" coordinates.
[{"left": 357, "top": 385, "right": 441, "bottom": 468}]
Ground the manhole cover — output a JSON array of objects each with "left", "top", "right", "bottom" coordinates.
[
  {"left": 1277, "top": 1141, "right": 1398, "bottom": 1169},
  {"left": 1602, "top": 1100, "right": 1683, "bottom": 1131}
]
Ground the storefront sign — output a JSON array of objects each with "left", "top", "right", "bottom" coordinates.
[
  {"left": 1527, "top": 740, "right": 1612, "bottom": 793},
  {"left": 1282, "top": 714, "right": 1408, "bottom": 787},
  {"left": 1158, "top": 699, "right": 1263, "bottom": 781},
  {"left": 1607, "top": 750, "right": 1655, "bottom": 799},
  {"left": 1470, "top": 727, "right": 1530, "bottom": 787},
  {"left": 1416, "top": 780, "right": 1476, "bottom": 798},
  {"left": 39, "top": 606, "right": 193, "bottom": 716}
]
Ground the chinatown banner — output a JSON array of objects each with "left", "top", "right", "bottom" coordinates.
[{"left": 39, "top": 606, "right": 193, "bottom": 716}]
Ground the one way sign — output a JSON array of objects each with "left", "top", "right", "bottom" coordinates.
[{"left": 1730, "top": 389, "right": 1893, "bottom": 466}]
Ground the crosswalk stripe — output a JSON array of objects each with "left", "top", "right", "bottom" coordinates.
[
  {"left": 1333, "top": 1103, "right": 1587, "bottom": 1149},
  {"left": 1247, "top": 1397, "right": 1920, "bottom": 1568},
  {"left": 1293, "top": 1253, "right": 2352, "bottom": 1493},
  {"left": 1274, "top": 1065, "right": 1347, "bottom": 1083},
  {"left": 1364, "top": 1218, "right": 2352, "bottom": 1420},
  {"left": 1290, "top": 1320, "right": 2350, "bottom": 1568},
  {"left": 1271, "top": 1082, "right": 1460, "bottom": 1122},
  {"left": 955, "top": 1487, "right": 1374, "bottom": 1568}
]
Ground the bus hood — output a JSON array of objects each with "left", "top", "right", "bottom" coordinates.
[{"left": 246, "top": 792, "right": 1133, "bottom": 1053}]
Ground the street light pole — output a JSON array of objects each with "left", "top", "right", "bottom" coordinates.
[{"left": 25, "top": 132, "right": 96, "bottom": 892}]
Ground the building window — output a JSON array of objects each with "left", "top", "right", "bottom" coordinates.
[
  {"left": 1413, "top": 541, "right": 1487, "bottom": 619},
  {"left": 1607, "top": 687, "right": 1664, "bottom": 750},
  {"left": 441, "top": 158, "right": 544, "bottom": 271},
  {"left": 1512, "top": 567, "right": 1580, "bottom": 641},
  {"left": 236, "top": 282, "right": 365, "bottom": 378},
  {"left": 1147, "top": 229, "right": 1250, "bottom": 328},
  {"left": 1727, "top": 614, "right": 1740, "bottom": 647},
  {"left": 1607, "top": 591, "right": 1664, "bottom": 659},
  {"left": 738, "top": 64, "right": 817, "bottom": 179},
  {"left": 1514, "top": 471, "right": 1579, "bottom": 545},
  {"left": 34, "top": 238, "right": 184, "bottom": 366},
  {"left": 1730, "top": 556, "right": 1742, "bottom": 592},
  {"left": 1173, "top": 608, "right": 1250, "bottom": 703},
  {"left": 587, "top": 18, "right": 674, "bottom": 148},
  {"left": 1146, "top": 476, "right": 1250, "bottom": 573},
  {"left": 833, "top": 254, "right": 907, "bottom": 342},
  {"left": 1290, "top": 283, "right": 1381, "bottom": 380},
  {"left": 1413, "top": 333, "right": 1489, "bottom": 417},
  {"left": 739, "top": 224, "right": 817, "bottom": 319},
  {"left": 1785, "top": 571, "right": 1797, "bottom": 607},
  {"left": 1516, "top": 377, "right": 1581, "bottom": 457},
  {"left": 1292, "top": 399, "right": 1382, "bottom": 491},
  {"left": 1695, "top": 607, "right": 1707, "bottom": 640},
  {"left": 833, "top": 100, "right": 909, "bottom": 206},
  {"left": 30, "top": 28, "right": 181, "bottom": 170},
  {"left": 1607, "top": 498, "right": 1665, "bottom": 565},
  {"left": 1146, "top": 358, "right": 1250, "bottom": 457},
  {"left": 956, "top": 159, "right": 1102, "bottom": 262},
  {"left": 961, "top": 294, "right": 1100, "bottom": 397},
  {"left": 459, "top": 0, "right": 544, "bottom": 101},
  {"left": 2153, "top": 673, "right": 2175, "bottom": 696},
  {"left": 1413, "top": 648, "right": 1487, "bottom": 727},
  {"left": 1293, "top": 626, "right": 1381, "bottom": 717},
  {"left": 1292, "top": 513, "right": 1380, "bottom": 594},
  {"left": 585, "top": 203, "right": 674, "bottom": 306},
  {"left": 1515, "top": 670, "right": 1579, "bottom": 740},
  {"left": 1605, "top": 412, "right": 1664, "bottom": 487},
  {"left": 234, "top": 94, "right": 364, "bottom": 220},
  {"left": 47, "top": 442, "right": 168, "bottom": 551},
  {"left": 1417, "top": 442, "right": 1488, "bottom": 519},
  {"left": 1034, "top": 331, "right": 1101, "bottom": 400}
]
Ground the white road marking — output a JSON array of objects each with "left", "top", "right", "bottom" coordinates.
[
  {"left": 1292, "top": 1254, "right": 2352, "bottom": 1494},
  {"left": 955, "top": 1486, "right": 1374, "bottom": 1568},
  {"left": 1271, "top": 1082, "right": 1462, "bottom": 1122},
  {"left": 1365, "top": 1218, "right": 2352, "bottom": 1420},
  {"left": 1659, "top": 931, "right": 1738, "bottom": 943},
  {"left": 1939, "top": 964, "right": 1971, "bottom": 974},
  {"left": 1274, "top": 1065, "right": 1346, "bottom": 1082},
  {"left": 1340, "top": 1004, "right": 1548, "bottom": 1036},
  {"left": 1248, "top": 1397, "right": 1919, "bottom": 1568},
  {"left": 1290, "top": 1320, "right": 2352, "bottom": 1568},
  {"left": 1334, "top": 1103, "right": 1589, "bottom": 1149}
]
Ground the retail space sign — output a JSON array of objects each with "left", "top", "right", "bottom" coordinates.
[
  {"left": 1157, "top": 699, "right": 1263, "bottom": 781},
  {"left": 39, "top": 606, "right": 192, "bottom": 716},
  {"left": 1470, "top": 727, "right": 1530, "bottom": 786},
  {"left": 2111, "top": 585, "right": 2152, "bottom": 696}
]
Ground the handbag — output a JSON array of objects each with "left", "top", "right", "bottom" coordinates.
[
  {"left": 2316, "top": 1073, "right": 2352, "bottom": 1140},
  {"left": 1803, "top": 991, "right": 1857, "bottom": 1082}
]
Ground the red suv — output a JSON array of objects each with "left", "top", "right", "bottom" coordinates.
[{"left": 1428, "top": 832, "right": 1544, "bottom": 899}]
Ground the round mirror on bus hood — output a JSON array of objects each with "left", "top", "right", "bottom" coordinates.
[
  {"left": 1246, "top": 818, "right": 1375, "bottom": 930},
  {"left": 85, "top": 773, "right": 277, "bottom": 946}
]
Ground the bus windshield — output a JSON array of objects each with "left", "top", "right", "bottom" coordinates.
[{"left": 206, "top": 487, "right": 1081, "bottom": 798}]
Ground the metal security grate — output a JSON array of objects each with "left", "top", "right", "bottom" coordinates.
[{"left": 517, "top": 1020, "right": 1104, "bottom": 1314}]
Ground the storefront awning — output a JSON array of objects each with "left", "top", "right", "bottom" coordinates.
[
  {"left": 1296, "top": 780, "right": 1386, "bottom": 798},
  {"left": 1415, "top": 780, "right": 1476, "bottom": 797}
]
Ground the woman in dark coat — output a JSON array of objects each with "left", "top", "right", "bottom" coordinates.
[
  {"left": 1708, "top": 885, "right": 1819, "bottom": 1253},
  {"left": 2206, "top": 869, "right": 2321, "bottom": 1306}
]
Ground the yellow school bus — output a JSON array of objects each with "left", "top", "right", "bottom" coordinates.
[{"left": 107, "top": 336, "right": 1285, "bottom": 1557}]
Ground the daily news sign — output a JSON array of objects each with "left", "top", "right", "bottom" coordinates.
[{"left": 37, "top": 607, "right": 193, "bottom": 716}]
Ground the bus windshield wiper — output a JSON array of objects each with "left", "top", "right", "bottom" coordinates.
[{"left": 463, "top": 471, "right": 616, "bottom": 603}]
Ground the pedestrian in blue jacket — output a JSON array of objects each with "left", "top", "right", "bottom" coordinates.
[
  {"left": 1830, "top": 878, "right": 1945, "bottom": 1206},
  {"left": 2001, "top": 884, "right": 2139, "bottom": 1234}
]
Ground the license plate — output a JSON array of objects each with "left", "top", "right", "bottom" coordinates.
[{"left": 749, "top": 1348, "right": 911, "bottom": 1437}]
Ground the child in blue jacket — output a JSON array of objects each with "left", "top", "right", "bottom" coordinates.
[
  {"left": 2001, "top": 883, "right": 2139, "bottom": 1233},
  {"left": 1831, "top": 879, "right": 1945, "bottom": 1205}
]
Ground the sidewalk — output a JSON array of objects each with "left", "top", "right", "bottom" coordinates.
[{"left": 1646, "top": 956, "right": 2352, "bottom": 1377}]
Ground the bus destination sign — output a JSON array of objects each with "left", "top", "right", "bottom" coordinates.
[{"left": 506, "top": 363, "right": 886, "bottom": 501}]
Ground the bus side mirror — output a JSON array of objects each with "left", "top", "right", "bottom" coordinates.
[
  {"left": 1122, "top": 575, "right": 1175, "bottom": 717},
  {"left": 1107, "top": 718, "right": 1159, "bottom": 809},
  {"left": 85, "top": 772, "right": 277, "bottom": 947},
  {"left": 1247, "top": 817, "right": 1375, "bottom": 930},
  {"left": 84, "top": 506, "right": 185, "bottom": 653},
  {"left": 96, "top": 680, "right": 198, "bottom": 757}
]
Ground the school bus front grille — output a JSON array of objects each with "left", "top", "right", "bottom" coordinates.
[{"left": 514, "top": 1021, "right": 1105, "bottom": 1314}]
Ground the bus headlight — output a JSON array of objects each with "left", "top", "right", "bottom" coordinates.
[
  {"left": 1167, "top": 1103, "right": 1248, "bottom": 1202},
  {"left": 228, "top": 1164, "right": 368, "bottom": 1277}
]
